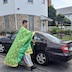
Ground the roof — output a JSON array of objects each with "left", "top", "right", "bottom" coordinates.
[
  {"left": 40, "top": 15, "right": 53, "bottom": 21},
  {"left": 56, "top": 6, "right": 72, "bottom": 15}
]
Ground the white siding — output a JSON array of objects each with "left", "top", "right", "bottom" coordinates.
[
  {"left": 0, "top": 0, "right": 15, "bottom": 16},
  {"left": 0, "top": 0, "right": 48, "bottom": 17},
  {"left": 15, "top": 0, "right": 48, "bottom": 17}
]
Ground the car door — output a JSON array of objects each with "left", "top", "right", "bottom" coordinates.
[
  {"left": 34, "top": 33, "right": 47, "bottom": 51},
  {"left": 4, "top": 34, "right": 16, "bottom": 52},
  {"left": 3, "top": 37, "right": 13, "bottom": 52}
]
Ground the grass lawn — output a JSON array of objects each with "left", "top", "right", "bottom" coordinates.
[{"left": 54, "top": 35, "right": 72, "bottom": 41}]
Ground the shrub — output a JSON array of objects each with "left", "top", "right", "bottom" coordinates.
[
  {"left": 49, "top": 27, "right": 72, "bottom": 35},
  {"left": 10, "top": 31, "right": 15, "bottom": 34},
  {"left": 50, "top": 27, "right": 61, "bottom": 34},
  {"left": 64, "top": 29, "right": 71, "bottom": 35}
]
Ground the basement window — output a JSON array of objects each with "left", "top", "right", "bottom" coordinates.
[{"left": 3, "top": 0, "right": 8, "bottom": 4}]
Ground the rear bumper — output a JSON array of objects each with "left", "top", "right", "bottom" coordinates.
[{"left": 48, "top": 52, "right": 72, "bottom": 62}]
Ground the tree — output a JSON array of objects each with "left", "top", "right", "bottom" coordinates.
[
  {"left": 56, "top": 14, "right": 71, "bottom": 26},
  {"left": 48, "top": 6, "right": 56, "bottom": 26},
  {"left": 48, "top": 6, "right": 56, "bottom": 19},
  {"left": 63, "top": 18, "right": 71, "bottom": 26},
  {"left": 55, "top": 14, "right": 65, "bottom": 24}
]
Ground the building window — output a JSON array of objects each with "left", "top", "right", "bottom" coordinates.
[
  {"left": 3, "top": 0, "right": 8, "bottom": 4},
  {"left": 28, "top": 0, "right": 33, "bottom": 3},
  {"left": 28, "top": 15, "right": 34, "bottom": 31},
  {"left": 4, "top": 15, "right": 10, "bottom": 31},
  {"left": 42, "top": 0, "right": 45, "bottom": 4}
]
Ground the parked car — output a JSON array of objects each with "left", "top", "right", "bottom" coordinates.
[{"left": 0, "top": 32, "right": 72, "bottom": 65}]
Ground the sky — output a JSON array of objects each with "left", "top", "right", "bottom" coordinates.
[{"left": 52, "top": 0, "right": 72, "bottom": 9}]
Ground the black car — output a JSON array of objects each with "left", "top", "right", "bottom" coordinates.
[{"left": 0, "top": 32, "right": 72, "bottom": 65}]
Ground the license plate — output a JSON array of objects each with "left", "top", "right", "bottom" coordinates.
[{"left": 69, "top": 47, "right": 72, "bottom": 51}]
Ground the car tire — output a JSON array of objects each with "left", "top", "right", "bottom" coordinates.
[
  {"left": 35, "top": 51, "right": 49, "bottom": 65},
  {"left": 0, "top": 44, "right": 5, "bottom": 53}
]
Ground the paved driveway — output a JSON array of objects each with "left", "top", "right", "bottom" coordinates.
[{"left": 0, "top": 53, "right": 72, "bottom": 72}]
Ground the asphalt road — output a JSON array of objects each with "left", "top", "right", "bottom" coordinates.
[{"left": 0, "top": 53, "right": 72, "bottom": 72}]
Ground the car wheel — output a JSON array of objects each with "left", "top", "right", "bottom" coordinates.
[
  {"left": 0, "top": 44, "right": 5, "bottom": 53},
  {"left": 35, "top": 51, "right": 49, "bottom": 65}
]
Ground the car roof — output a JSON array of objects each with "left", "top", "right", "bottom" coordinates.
[
  {"left": 34, "top": 31, "right": 47, "bottom": 34},
  {"left": 13, "top": 31, "right": 47, "bottom": 35}
]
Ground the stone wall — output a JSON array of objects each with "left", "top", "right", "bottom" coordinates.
[
  {"left": 46, "top": 21, "right": 48, "bottom": 32},
  {"left": 0, "top": 14, "right": 16, "bottom": 32},
  {"left": 0, "top": 14, "right": 48, "bottom": 32},
  {"left": 17, "top": 14, "right": 28, "bottom": 29},
  {"left": 0, "top": 16, "right": 5, "bottom": 32},
  {"left": 34, "top": 16, "right": 41, "bottom": 31},
  {"left": 9, "top": 14, "right": 16, "bottom": 31}
]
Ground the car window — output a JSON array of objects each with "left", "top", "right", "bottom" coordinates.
[
  {"left": 41, "top": 33, "right": 61, "bottom": 43},
  {"left": 38, "top": 34, "right": 45, "bottom": 40},
  {"left": 34, "top": 34, "right": 41, "bottom": 41},
  {"left": 11, "top": 34, "right": 17, "bottom": 39}
]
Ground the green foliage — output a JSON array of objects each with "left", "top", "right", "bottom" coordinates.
[
  {"left": 55, "top": 14, "right": 65, "bottom": 23},
  {"left": 48, "top": 6, "right": 56, "bottom": 26},
  {"left": 56, "top": 14, "right": 71, "bottom": 26},
  {"left": 63, "top": 18, "right": 71, "bottom": 26},
  {"left": 57, "top": 35, "right": 72, "bottom": 40},
  {"left": 64, "top": 29, "right": 72, "bottom": 35},
  {"left": 9, "top": 31, "right": 16, "bottom": 34},
  {"left": 48, "top": 6, "right": 56, "bottom": 19},
  {"left": 50, "top": 27, "right": 72, "bottom": 35},
  {"left": 50, "top": 27, "right": 61, "bottom": 34}
]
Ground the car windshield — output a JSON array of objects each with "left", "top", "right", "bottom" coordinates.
[
  {"left": 11, "top": 34, "right": 17, "bottom": 39},
  {"left": 41, "top": 33, "right": 61, "bottom": 43}
]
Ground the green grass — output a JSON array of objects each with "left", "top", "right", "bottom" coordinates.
[
  {"left": 55, "top": 35, "right": 72, "bottom": 41},
  {"left": 62, "top": 35, "right": 72, "bottom": 41}
]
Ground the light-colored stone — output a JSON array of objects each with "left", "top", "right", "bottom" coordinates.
[
  {"left": 17, "top": 14, "right": 28, "bottom": 29},
  {"left": 34, "top": 16, "right": 41, "bottom": 31},
  {"left": 9, "top": 14, "right": 16, "bottom": 31},
  {"left": 0, "top": 14, "right": 48, "bottom": 32},
  {"left": 46, "top": 21, "right": 48, "bottom": 32},
  {"left": 0, "top": 16, "right": 5, "bottom": 32}
]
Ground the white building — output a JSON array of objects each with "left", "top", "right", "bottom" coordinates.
[
  {"left": 57, "top": 6, "right": 72, "bottom": 30},
  {"left": 0, "top": 0, "right": 50, "bottom": 32}
]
